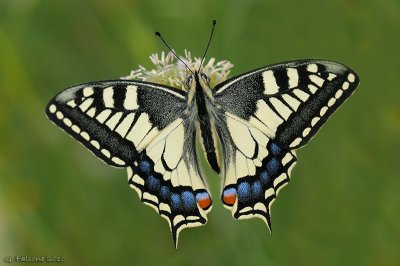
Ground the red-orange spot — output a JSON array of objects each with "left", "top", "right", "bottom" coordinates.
[
  {"left": 198, "top": 196, "right": 211, "bottom": 209},
  {"left": 223, "top": 194, "right": 236, "bottom": 206}
]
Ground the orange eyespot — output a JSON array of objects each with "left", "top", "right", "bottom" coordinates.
[
  {"left": 222, "top": 187, "right": 237, "bottom": 206},
  {"left": 198, "top": 196, "right": 211, "bottom": 210},
  {"left": 223, "top": 194, "right": 236, "bottom": 206},
  {"left": 195, "top": 192, "right": 212, "bottom": 210}
]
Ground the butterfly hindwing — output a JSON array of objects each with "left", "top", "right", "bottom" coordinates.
[
  {"left": 46, "top": 80, "right": 212, "bottom": 246},
  {"left": 127, "top": 118, "right": 212, "bottom": 247},
  {"left": 214, "top": 60, "right": 359, "bottom": 227},
  {"left": 217, "top": 113, "right": 297, "bottom": 228}
]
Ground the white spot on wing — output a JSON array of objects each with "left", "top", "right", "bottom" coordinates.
[
  {"left": 302, "top": 127, "right": 311, "bottom": 137},
  {"left": 311, "top": 117, "right": 320, "bottom": 127},
  {"left": 56, "top": 111, "right": 64, "bottom": 120},
  {"left": 80, "top": 131, "right": 90, "bottom": 141},
  {"left": 239, "top": 207, "right": 252, "bottom": 214},
  {"left": 83, "top": 87, "right": 94, "bottom": 97},
  {"left": 71, "top": 125, "right": 80, "bottom": 133},
  {"left": 265, "top": 188, "right": 274, "bottom": 198},
  {"left": 49, "top": 104, "right": 56, "bottom": 113},
  {"left": 335, "top": 90, "right": 343, "bottom": 99},
  {"left": 101, "top": 148, "right": 111, "bottom": 158},
  {"left": 103, "top": 86, "right": 114, "bottom": 108},
  {"left": 342, "top": 82, "right": 350, "bottom": 90},
  {"left": 327, "top": 73, "right": 337, "bottom": 81},
  {"left": 63, "top": 118, "right": 72, "bottom": 127},
  {"left": 348, "top": 73, "right": 355, "bottom": 82},
  {"left": 131, "top": 174, "right": 144, "bottom": 186},
  {"left": 67, "top": 100, "right": 77, "bottom": 108},
  {"left": 320, "top": 106, "right": 328, "bottom": 116},
  {"left": 90, "top": 140, "right": 100, "bottom": 149},
  {"left": 287, "top": 68, "right": 299, "bottom": 88},
  {"left": 263, "top": 70, "right": 279, "bottom": 94},
  {"left": 112, "top": 157, "right": 125, "bottom": 166},
  {"left": 328, "top": 98, "right": 336, "bottom": 107},
  {"left": 290, "top": 137, "right": 302, "bottom": 148},
  {"left": 307, "top": 64, "right": 318, "bottom": 73},
  {"left": 308, "top": 84, "right": 318, "bottom": 94},
  {"left": 282, "top": 153, "right": 293, "bottom": 165},
  {"left": 86, "top": 107, "right": 96, "bottom": 117},
  {"left": 159, "top": 203, "right": 171, "bottom": 213},
  {"left": 273, "top": 173, "right": 287, "bottom": 188},
  {"left": 254, "top": 202, "right": 267, "bottom": 212},
  {"left": 173, "top": 215, "right": 185, "bottom": 226},
  {"left": 124, "top": 85, "right": 139, "bottom": 110}
]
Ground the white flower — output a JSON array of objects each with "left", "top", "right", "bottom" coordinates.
[{"left": 122, "top": 50, "right": 234, "bottom": 90}]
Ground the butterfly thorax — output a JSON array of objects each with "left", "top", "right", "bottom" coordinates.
[{"left": 186, "top": 72, "right": 221, "bottom": 173}]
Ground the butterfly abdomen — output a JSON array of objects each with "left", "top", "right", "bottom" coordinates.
[{"left": 195, "top": 76, "right": 221, "bottom": 173}]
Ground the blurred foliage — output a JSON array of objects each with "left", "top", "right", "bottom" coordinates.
[{"left": 0, "top": 0, "right": 399, "bottom": 265}]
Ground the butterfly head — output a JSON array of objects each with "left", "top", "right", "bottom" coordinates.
[{"left": 186, "top": 72, "right": 210, "bottom": 88}]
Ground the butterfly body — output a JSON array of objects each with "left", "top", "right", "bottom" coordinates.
[{"left": 46, "top": 59, "right": 359, "bottom": 247}]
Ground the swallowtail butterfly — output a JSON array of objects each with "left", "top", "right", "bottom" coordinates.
[{"left": 46, "top": 20, "right": 359, "bottom": 247}]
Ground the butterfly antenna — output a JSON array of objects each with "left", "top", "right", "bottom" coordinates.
[
  {"left": 155, "top": 31, "right": 194, "bottom": 75},
  {"left": 199, "top": 19, "right": 216, "bottom": 72}
]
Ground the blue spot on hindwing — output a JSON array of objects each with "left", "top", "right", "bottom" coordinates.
[
  {"left": 237, "top": 182, "right": 251, "bottom": 202},
  {"left": 181, "top": 191, "right": 196, "bottom": 211},
  {"left": 146, "top": 175, "right": 160, "bottom": 191},
  {"left": 139, "top": 160, "right": 152, "bottom": 174},
  {"left": 270, "top": 143, "right": 282, "bottom": 156},
  {"left": 266, "top": 157, "right": 280, "bottom": 176},
  {"left": 160, "top": 186, "right": 170, "bottom": 201},
  {"left": 171, "top": 193, "right": 181, "bottom": 211},
  {"left": 252, "top": 181, "right": 262, "bottom": 198},
  {"left": 260, "top": 171, "right": 270, "bottom": 185},
  {"left": 223, "top": 187, "right": 237, "bottom": 197},
  {"left": 195, "top": 191, "right": 209, "bottom": 201}
]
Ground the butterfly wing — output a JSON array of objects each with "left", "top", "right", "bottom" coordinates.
[
  {"left": 213, "top": 60, "right": 359, "bottom": 229},
  {"left": 46, "top": 80, "right": 212, "bottom": 246}
]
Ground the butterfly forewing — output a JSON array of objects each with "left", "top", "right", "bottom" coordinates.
[
  {"left": 46, "top": 80, "right": 187, "bottom": 166},
  {"left": 214, "top": 60, "right": 359, "bottom": 148},
  {"left": 213, "top": 60, "right": 359, "bottom": 227}
]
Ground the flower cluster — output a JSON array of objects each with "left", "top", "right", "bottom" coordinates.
[{"left": 122, "top": 50, "right": 234, "bottom": 90}]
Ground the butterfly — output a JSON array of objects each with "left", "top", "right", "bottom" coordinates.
[{"left": 46, "top": 21, "right": 359, "bottom": 247}]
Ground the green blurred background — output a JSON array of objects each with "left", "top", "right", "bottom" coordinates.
[{"left": 1, "top": 0, "right": 399, "bottom": 265}]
